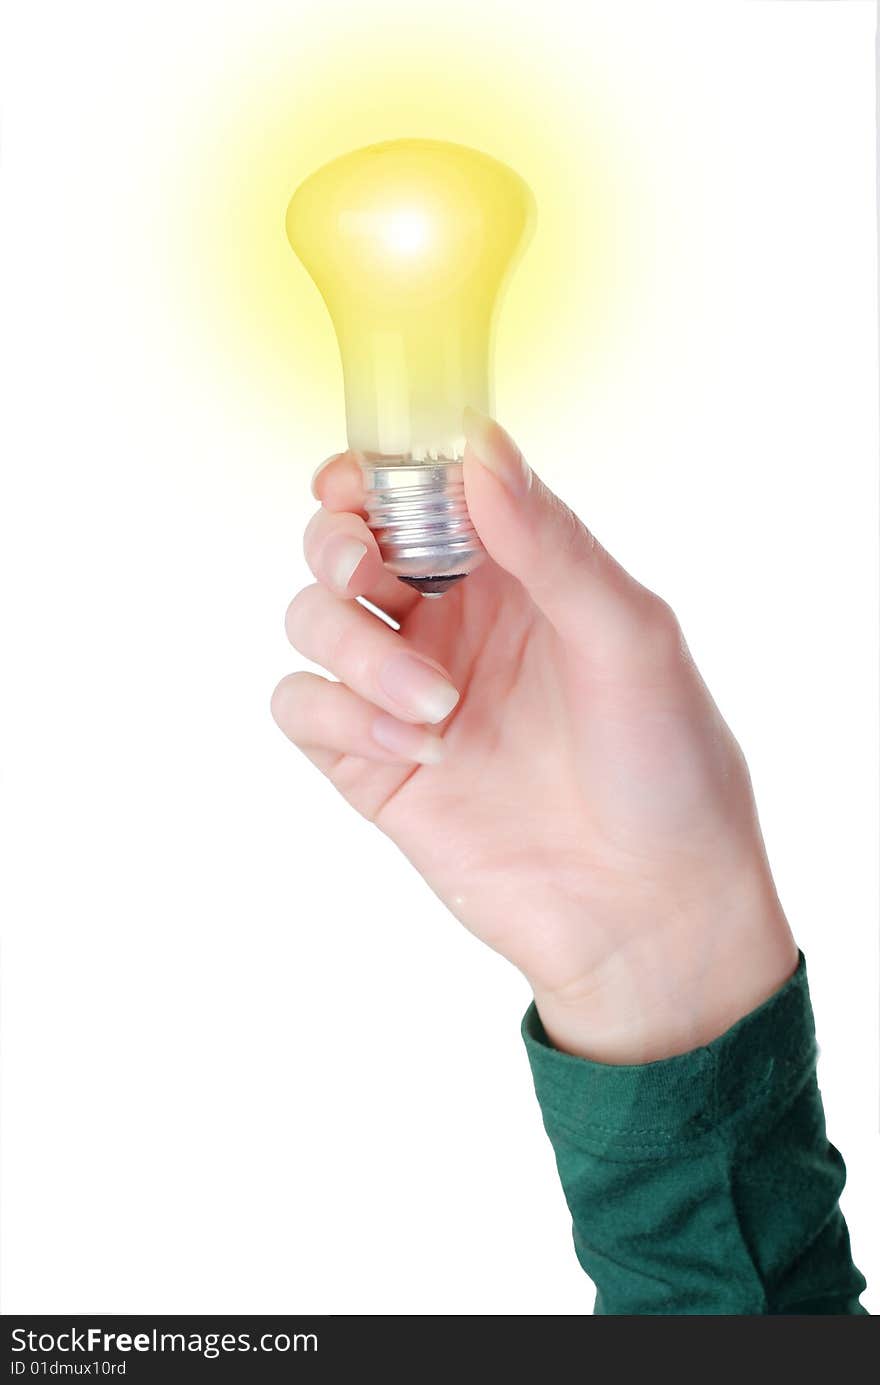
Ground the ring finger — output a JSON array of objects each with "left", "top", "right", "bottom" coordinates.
[
  {"left": 285, "top": 584, "right": 460, "bottom": 726},
  {"left": 271, "top": 672, "right": 447, "bottom": 765}
]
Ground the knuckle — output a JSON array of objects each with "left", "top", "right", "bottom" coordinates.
[
  {"left": 555, "top": 497, "right": 581, "bottom": 550},
  {"left": 284, "top": 584, "right": 322, "bottom": 649},
  {"left": 543, "top": 488, "right": 596, "bottom": 566},
  {"left": 331, "top": 621, "right": 371, "bottom": 684},
  {"left": 639, "top": 594, "right": 684, "bottom": 660},
  {"left": 302, "top": 508, "right": 326, "bottom": 559},
  {"left": 270, "top": 672, "right": 319, "bottom": 742},
  {"left": 270, "top": 673, "right": 300, "bottom": 729}
]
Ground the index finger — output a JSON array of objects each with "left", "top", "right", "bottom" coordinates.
[
  {"left": 309, "top": 451, "right": 423, "bottom": 622},
  {"left": 311, "top": 451, "right": 366, "bottom": 514}
]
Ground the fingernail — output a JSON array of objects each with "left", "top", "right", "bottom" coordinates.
[
  {"left": 311, "top": 453, "right": 343, "bottom": 499},
  {"left": 463, "top": 407, "right": 531, "bottom": 497},
  {"left": 378, "top": 653, "right": 459, "bottom": 724},
  {"left": 372, "top": 714, "right": 447, "bottom": 764},
  {"left": 323, "top": 535, "right": 367, "bottom": 591}
]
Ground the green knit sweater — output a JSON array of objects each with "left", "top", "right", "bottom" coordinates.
[{"left": 522, "top": 954, "right": 867, "bottom": 1314}]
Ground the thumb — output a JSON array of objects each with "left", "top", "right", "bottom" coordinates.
[{"left": 462, "top": 410, "right": 669, "bottom": 660}]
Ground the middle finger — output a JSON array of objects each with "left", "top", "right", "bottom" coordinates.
[
  {"left": 286, "top": 584, "right": 460, "bottom": 726},
  {"left": 303, "top": 507, "right": 420, "bottom": 623}
]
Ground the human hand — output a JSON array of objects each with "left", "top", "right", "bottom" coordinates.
[{"left": 272, "top": 413, "right": 797, "bottom": 1062}]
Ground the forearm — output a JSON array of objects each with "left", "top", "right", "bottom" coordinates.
[{"left": 523, "top": 954, "right": 867, "bottom": 1315}]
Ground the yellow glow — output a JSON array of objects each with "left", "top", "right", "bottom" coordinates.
[
  {"left": 286, "top": 140, "right": 534, "bottom": 460},
  {"left": 161, "top": 7, "right": 641, "bottom": 439}
]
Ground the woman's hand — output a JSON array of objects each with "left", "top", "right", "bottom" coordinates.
[{"left": 272, "top": 412, "right": 797, "bottom": 1062}]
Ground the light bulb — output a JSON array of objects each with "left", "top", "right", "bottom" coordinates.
[{"left": 286, "top": 139, "right": 535, "bottom": 596}]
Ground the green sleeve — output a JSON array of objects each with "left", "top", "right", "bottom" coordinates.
[{"left": 522, "top": 953, "right": 867, "bottom": 1315}]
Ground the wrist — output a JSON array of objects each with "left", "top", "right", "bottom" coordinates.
[{"left": 530, "top": 870, "right": 798, "bottom": 1065}]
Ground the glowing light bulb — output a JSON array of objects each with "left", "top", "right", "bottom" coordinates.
[{"left": 286, "top": 139, "right": 535, "bottom": 596}]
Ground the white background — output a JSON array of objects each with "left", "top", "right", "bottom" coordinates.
[{"left": 1, "top": 0, "right": 877, "bottom": 1314}]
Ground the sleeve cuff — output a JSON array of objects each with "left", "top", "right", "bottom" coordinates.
[{"left": 522, "top": 952, "right": 816, "bottom": 1160}]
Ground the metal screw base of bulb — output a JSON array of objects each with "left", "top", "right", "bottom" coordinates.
[{"left": 361, "top": 459, "right": 485, "bottom": 598}]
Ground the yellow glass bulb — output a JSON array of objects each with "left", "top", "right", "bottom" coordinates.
[{"left": 286, "top": 139, "right": 535, "bottom": 595}]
